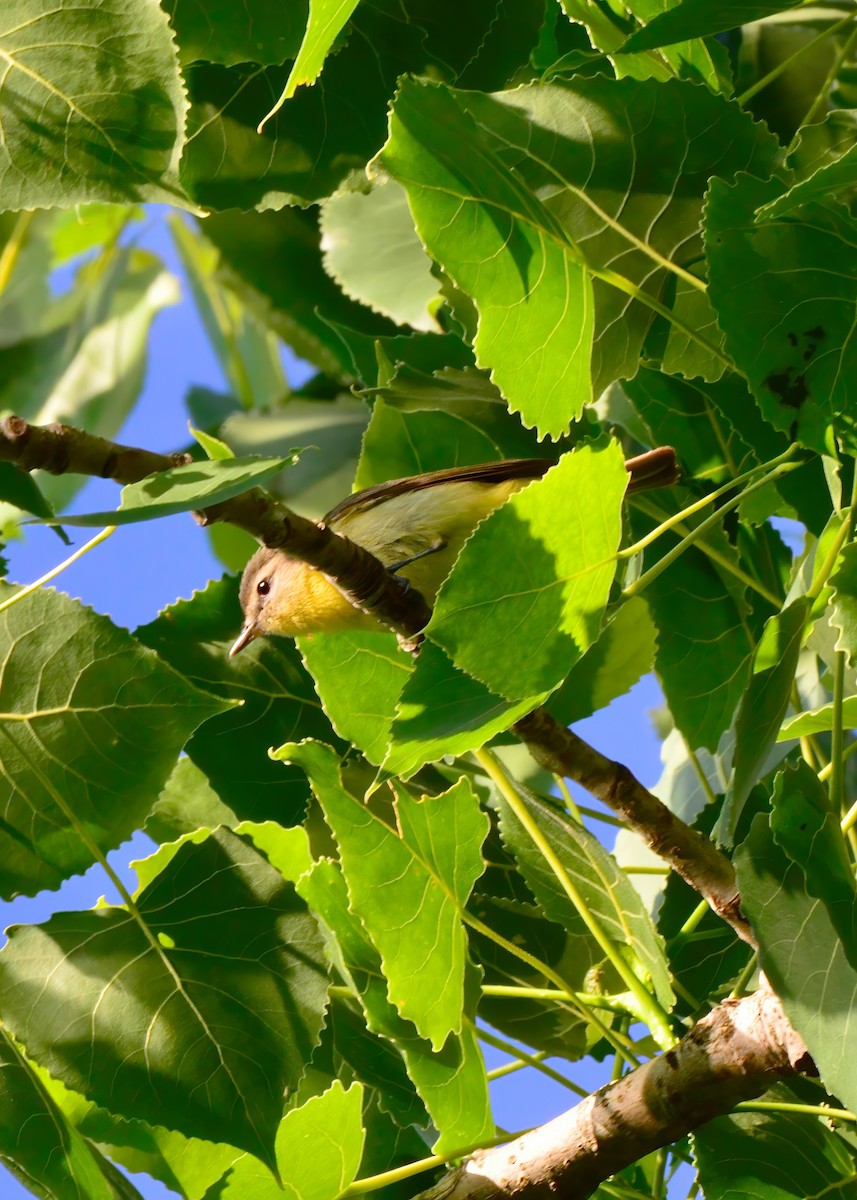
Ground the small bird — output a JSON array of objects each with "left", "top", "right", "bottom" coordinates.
[{"left": 230, "top": 448, "right": 678, "bottom": 655}]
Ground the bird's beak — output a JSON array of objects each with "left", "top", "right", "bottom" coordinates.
[{"left": 229, "top": 622, "right": 258, "bottom": 657}]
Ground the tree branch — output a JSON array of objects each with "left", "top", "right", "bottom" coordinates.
[
  {"left": 512, "top": 709, "right": 753, "bottom": 946},
  {"left": 418, "top": 987, "right": 811, "bottom": 1200},
  {"left": 1, "top": 415, "right": 747, "bottom": 938},
  {"left": 0, "top": 415, "right": 431, "bottom": 637}
]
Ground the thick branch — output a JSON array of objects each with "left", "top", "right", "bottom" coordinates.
[
  {"left": 419, "top": 987, "right": 811, "bottom": 1200},
  {"left": 512, "top": 708, "right": 753, "bottom": 946},
  {"left": 0, "top": 416, "right": 431, "bottom": 637},
  {"left": 2, "top": 415, "right": 745, "bottom": 932}
]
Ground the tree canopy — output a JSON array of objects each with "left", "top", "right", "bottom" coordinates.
[{"left": 1, "top": 1, "right": 857, "bottom": 1198}]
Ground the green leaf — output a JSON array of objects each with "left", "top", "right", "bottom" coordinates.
[
  {"left": 136, "top": 576, "right": 339, "bottom": 820},
  {"left": 222, "top": 397, "right": 370, "bottom": 522},
  {"left": 429, "top": 442, "right": 626, "bottom": 702},
  {"left": 624, "top": 370, "right": 756, "bottom": 485},
  {"left": 0, "top": 586, "right": 229, "bottom": 899},
  {"left": 298, "top": 858, "right": 493, "bottom": 1150},
  {"left": 736, "top": 811, "right": 857, "bottom": 1120},
  {"left": 563, "top": 0, "right": 723, "bottom": 88},
  {"left": 0, "top": 461, "right": 57, "bottom": 521},
  {"left": 200, "top": 207, "right": 398, "bottom": 376},
  {"left": 641, "top": 522, "right": 756, "bottom": 753},
  {"left": 705, "top": 173, "right": 857, "bottom": 455},
  {"left": 0, "top": 1028, "right": 118, "bottom": 1200},
  {"left": 758, "top": 112, "right": 857, "bottom": 222},
  {"left": 280, "top": 0, "right": 362, "bottom": 102},
  {"left": 694, "top": 1084, "right": 857, "bottom": 1200},
  {"left": 779, "top": 696, "right": 857, "bottom": 739},
  {"left": 145, "top": 756, "right": 238, "bottom": 844},
  {"left": 355, "top": 378, "right": 542, "bottom": 488},
  {"left": 0, "top": 828, "right": 330, "bottom": 1172},
  {"left": 163, "top": 0, "right": 308, "bottom": 66},
  {"left": 622, "top": 1, "right": 804, "bottom": 52},
  {"left": 724, "top": 598, "right": 811, "bottom": 841},
  {"left": 299, "top": 631, "right": 413, "bottom": 765},
  {"left": 0, "top": 246, "right": 180, "bottom": 513},
  {"left": 58, "top": 454, "right": 294, "bottom": 526},
  {"left": 276, "top": 740, "right": 489, "bottom": 1051},
  {"left": 378, "top": 77, "right": 594, "bottom": 438},
  {"left": 214, "top": 1081, "right": 365, "bottom": 1200},
  {"left": 321, "top": 178, "right": 443, "bottom": 333},
  {"left": 180, "top": 0, "right": 544, "bottom": 211},
  {"left": 546, "top": 596, "right": 657, "bottom": 727},
  {"left": 385, "top": 641, "right": 545, "bottom": 779},
  {"left": 0, "top": 0, "right": 189, "bottom": 210},
  {"left": 491, "top": 787, "right": 674, "bottom": 1012},
  {"left": 379, "top": 77, "right": 777, "bottom": 434},
  {"left": 830, "top": 541, "right": 857, "bottom": 665}
]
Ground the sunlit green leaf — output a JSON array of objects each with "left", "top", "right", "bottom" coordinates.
[
  {"left": 214, "top": 1081, "right": 365, "bottom": 1200},
  {"left": 0, "top": 0, "right": 189, "bottom": 210},
  {"left": 429, "top": 442, "right": 626, "bottom": 701},
  {"left": 276, "top": 740, "right": 489, "bottom": 1051}
]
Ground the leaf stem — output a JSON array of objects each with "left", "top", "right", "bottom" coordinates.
[
  {"left": 729, "top": 952, "right": 758, "bottom": 999},
  {"left": 341, "top": 1130, "right": 529, "bottom": 1196},
  {"left": 624, "top": 459, "right": 801, "bottom": 601},
  {"left": 475, "top": 749, "right": 676, "bottom": 1049},
  {"left": 481, "top": 984, "right": 635, "bottom": 1011},
  {"left": 478, "top": 1027, "right": 588, "bottom": 1096},
  {"left": 666, "top": 899, "right": 709, "bottom": 955},
  {"left": 733, "top": 1100, "right": 857, "bottom": 1122},
  {"left": 464, "top": 907, "right": 641, "bottom": 1065},
  {"left": 737, "top": 10, "right": 857, "bottom": 106},
  {"left": 822, "top": 736, "right": 857, "bottom": 785},
  {"left": 0, "top": 209, "right": 35, "bottom": 297},
  {"left": 790, "top": 18, "right": 857, "bottom": 145},
  {"left": 620, "top": 446, "right": 797, "bottom": 562},
  {"left": 0, "top": 526, "right": 117, "bottom": 615}
]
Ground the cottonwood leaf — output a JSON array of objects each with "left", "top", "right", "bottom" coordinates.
[
  {"left": 58, "top": 456, "right": 294, "bottom": 526},
  {"left": 641, "top": 523, "right": 755, "bottom": 753},
  {"left": 276, "top": 740, "right": 489, "bottom": 1052},
  {"left": 379, "top": 77, "right": 777, "bottom": 435},
  {"left": 0, "top": 0, "right": 188, "bottom": 210},
  {"left": 736, "top": 812, "right": 857, "bottom": 1119},
  {"left": 214, "top": 1081, "right": 364, "bottom": 1200},
  {"left": 705, "top": 173, "right": 857, "bottom": 455},
  {"left": 0, "top": 586, "right": 230, "bottom": 900},
  {"left": 200, "top": 207, "right": 398, "bottom": 377},
  {"left": 724, "top": 599, "right": 811, "bottom": 842},
  {"left": 378, "top": 77, "right": 594, "bottom": 438},
  {"left": 298, "top": 858, "right": 492, "bottom": 1151},
  {"left": 547, "top": 596, "right": 656, "bottom": 727},
  {"left": 299, "top": 631, "right": 413, "bottom": 766},
  {"left": 622, "top": 0, "right": 804, "bottom": 51},
  {"left": 695, "top": 1084, "right": 857, "bottom": 1200},
  {"left": 321, "top": 178, "right": 442, "bottom": 333},
  {"left": 0, "top": 1027, "right": 118, "bottom": 1200},
  {"left": 355, "top": 380, "right": 543, "bottom": 488},
  {"left": 779, "top": 696, "right": 857, "bottom": 739},
  {"left": 163, "top": 0, "right": 308, "bottom": 65},
  {"left": 0, "top": 828, "right": 330, "bottom": 1172},
  {"left": 830, "top": 541, "right": 857, "bottom": 665},
  {"left": 137, "top": 576, "right": 339, "bottom": 821},
  {"left": 0, "top": 247, "right": 179, "bottom": 514},
  {"left": 492, "top": 787, "right": 674, "bottom": 1012},
  {"left": 385, "top": 641, "right": 545, "bottom": 779},
  {"left": 429, "top": 442, "right": 626, "bottom": 702}
]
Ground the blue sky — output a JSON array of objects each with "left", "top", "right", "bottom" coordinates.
[{"left": 0, "top": 214, "right": 666, "bottom": 1200}]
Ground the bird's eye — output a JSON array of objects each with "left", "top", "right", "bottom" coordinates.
[{"left": 257, "top": 579, "right": 271, "bottom": 596}]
